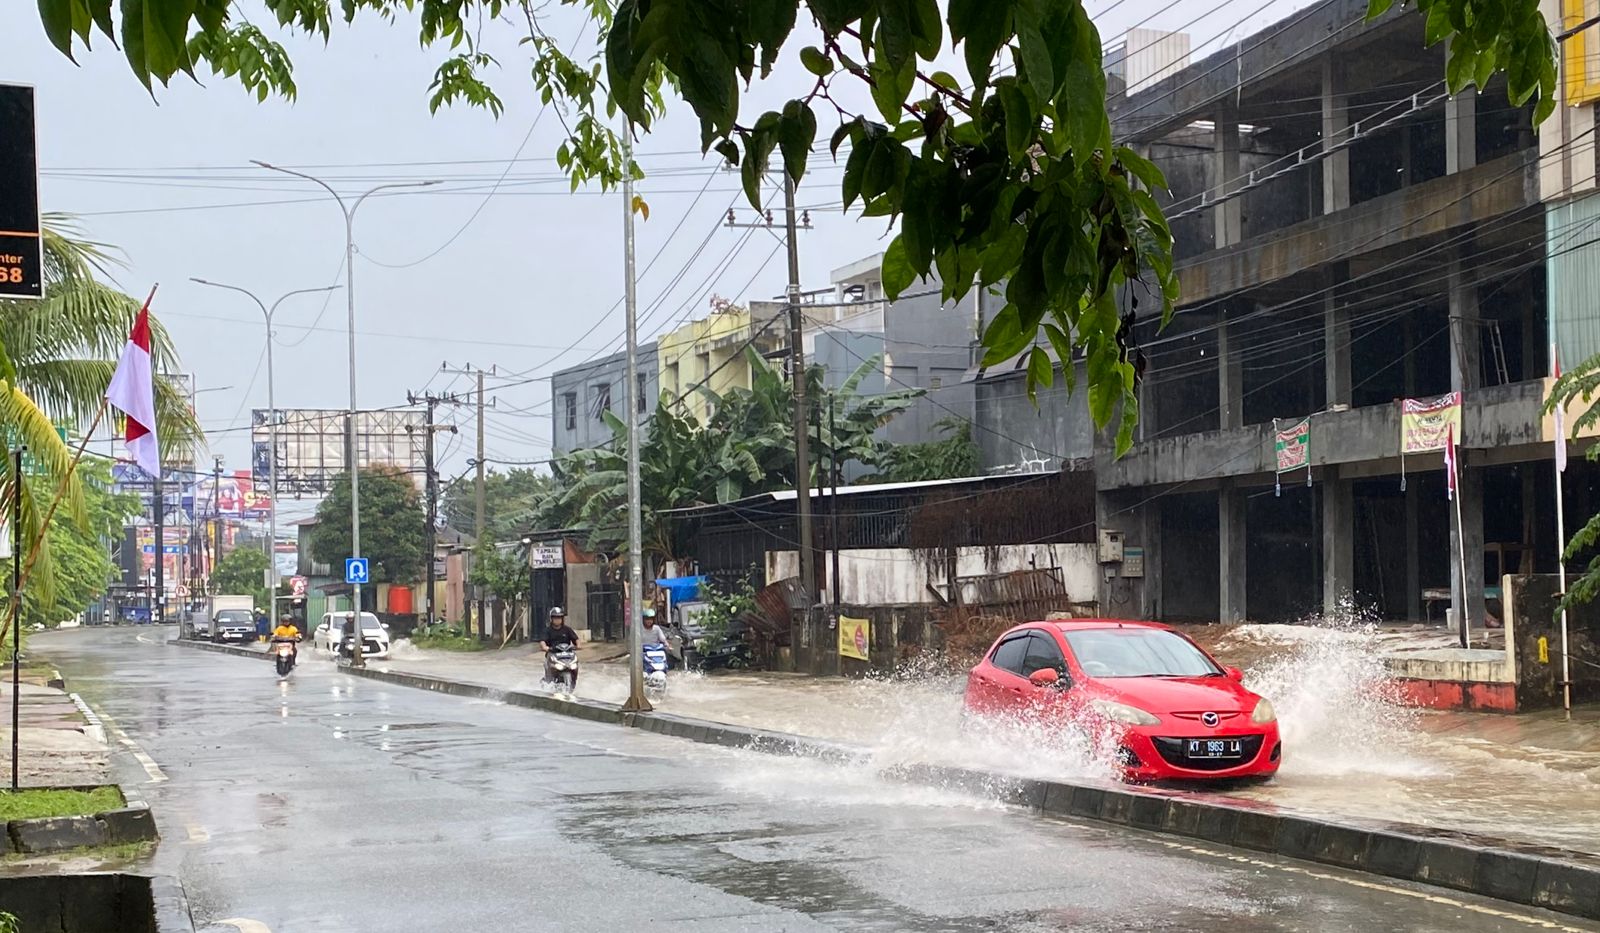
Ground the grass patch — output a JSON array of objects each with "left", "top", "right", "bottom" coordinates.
[
  {"left": 407, "top": 632, "right": 485, "bottom": 652},
  {"left": 0, "top": 787, "right": 123, "bottom": 821},
  {"left": 407, "top": 624, "right": 485, "bottom": 652},
  {"left": 2, "top": 840, "right": 153, "bottom": 865}
]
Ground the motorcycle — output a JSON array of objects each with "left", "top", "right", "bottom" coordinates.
[
  {"left": 272, "top": 638, "right": 298, "bottom": 678},
  {"left": 642, "top": 642, "right": 668, "bottom": 699},
  {"left": 545, "top": 645, "right": 578, "bottom": 697}
]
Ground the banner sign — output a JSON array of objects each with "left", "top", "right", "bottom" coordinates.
[
  {"left": 1273, "top": 417, "right": 1311, "bottom": 496},
  {"left": 1400, "top": 392, "right": 1462, "bottom": 453},
  {"left": 0, "top": 83, "right": 42, "bottom": 300},
  {"left": 838, "top": 615, "right": 870, "bottom": 661},
  {"left": 529, "top": 542, "right": 564, "bottom": 569},
  {"left": 1399, "top": 391, "right": 1462, "bottom": 491}
]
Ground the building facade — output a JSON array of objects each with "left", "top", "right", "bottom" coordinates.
[
  {"left": 657, "top": 305, "right": 783, "bottom": 421},
  {"left": 963, "top": 0, "right": 1599, "bottom": 628},
  {"left": 549, "top": 342, "right": 659, "bottom": 456}
]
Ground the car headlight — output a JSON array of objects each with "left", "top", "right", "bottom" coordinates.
[
  {"left": 1090, "top": 700, "right": 1161, "bottom": 726},
  {"left": 1251, "top": 699, "right": 1277, "bottom": 724}
]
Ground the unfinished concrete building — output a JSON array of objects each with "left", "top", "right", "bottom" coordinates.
[{"left": 1091, "top": 0, "right": 1593, "bottom": 626}]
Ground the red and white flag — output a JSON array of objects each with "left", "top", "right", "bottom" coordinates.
[
  {"left": 106, "top": 293, "right": 160, "bottom": 477},
  {"left": 1553, "top": 342, "right": 1568, "bottom": 475},
  {"left": 1444, "top": 423, "right": 1459, "bottom": 501}
]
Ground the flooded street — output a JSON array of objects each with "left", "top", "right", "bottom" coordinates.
[
  {"left": 38, "top": 626, "right": 1595, "bottom": 933},
  {"left": 378, "top": 621, "right": 1600, "bottom": 855}
]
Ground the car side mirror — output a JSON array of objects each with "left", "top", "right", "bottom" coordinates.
[
  {"left": 381, "top": 623, "right": 390, "bottom": 630},
  {"left": 1029, "top": 668, "right": 1062, "bottom": 688},
  {"left": 1226, "top": 666, "right": 1245, "bottom": 683}
]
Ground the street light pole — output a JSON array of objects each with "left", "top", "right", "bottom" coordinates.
[
  {"left": 620, "top": 134, "right": 650, "bottom": 713},
  {"left": 252, "top": 161, "right": 436, "bottom": 667},
  {"left": 190, "top": 279, "right": 339, "bottom": 627}
]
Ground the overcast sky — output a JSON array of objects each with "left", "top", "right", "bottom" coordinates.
[{"left": 2, "top": 0, "right": 1311, "bottom": 522}]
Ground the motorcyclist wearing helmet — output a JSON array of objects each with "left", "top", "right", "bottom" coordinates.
[
  {"left": 543, "top": 607, "right": 579, "bottom": 687},
  {"left": 271, "top": 614, "right": 301, "bottom": 659}
]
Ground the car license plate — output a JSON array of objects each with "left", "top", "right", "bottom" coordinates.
[{"left": 1186, "top": 738, "right": 1243, "bottom": 759}]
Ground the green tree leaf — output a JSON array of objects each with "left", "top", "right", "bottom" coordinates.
[{"left": 882, "top": 235, "right": 915, "bottom": 298}]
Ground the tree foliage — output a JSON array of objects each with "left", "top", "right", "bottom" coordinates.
[
  {"left": 0, "top": 461, "right": 140, "bottom": 629},
  {"left": 310, "top": 467, "right": 427, "bottom": 583},
  {"left": 440, "top": 468, "right": 553, "bottom": 545},
  {"left": 542, "top": 348, "right": 924, "bottom": 559},
  {"left": 34, "top": 1, "right": 1557, "bottom": 450},
  {"left": 869, "top": 417, "right": 981, "bottom": 484},
  {"left": 468, "top": 542, "right": 528, "bottom": 603},
  {"left": 0, "top": 217, "right": 200, "bottom": 611},
  {"left": 1547, "top": 358, "right": 1600, "bottom": 611},
  {"left": 211, "top": 546, "right": 288, "bottom": 611}
]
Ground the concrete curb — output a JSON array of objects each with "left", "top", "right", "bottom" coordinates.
[
  {"left": 1, "top": 784, "right": 160, "bottom": 855},
  {"left": 176, "top": 643, "right": 1600, "bottom": 922}
]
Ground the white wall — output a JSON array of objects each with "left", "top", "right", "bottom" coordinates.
[{"left": 766, "top": 544, "right": 1098, "bottom": 606}]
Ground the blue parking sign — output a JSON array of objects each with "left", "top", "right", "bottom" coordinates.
[{"left": 344, "top": 557, "right": 369, "bottom": 584}]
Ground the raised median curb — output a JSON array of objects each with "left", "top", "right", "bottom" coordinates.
[
  {"left": 171, "top": 640, "right": 1600, "bottom": 922},
  {"left": 0, "top": 784, "right": 159, "bottom": 856}
]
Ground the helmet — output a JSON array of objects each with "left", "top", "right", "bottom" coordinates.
[
  {"left": 549, "top": 606, "right": 566, "bottom": 618},
  {"left": 642, "top": 608, "right": 657, "bottom": 622}
]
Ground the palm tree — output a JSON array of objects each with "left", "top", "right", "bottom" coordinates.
[{"left": 0, "top": 215, "right": 200, "bottom": 610}]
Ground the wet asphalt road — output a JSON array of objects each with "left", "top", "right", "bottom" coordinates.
[{"left": 37, "top": 627, "right": 1600, "bottom": 933}]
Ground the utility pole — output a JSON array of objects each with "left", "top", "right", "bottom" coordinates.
[
  {"left": 152, "top": 471, "right": 164, "bottom": 624},
  {"left": 212, "top": 456, "right": 224, "bottom": 577},
  {"left": 439, "top": 363, "right": 496, "bottom": 635},
  {"left": 408, "top": 391, "right": 461, "bottom": 628},
  {"left": 726, "top": 177, "right": 816, "bottom": 671},
  {"left": 621, "top": 133, "right": 650, "bottom": 713}
]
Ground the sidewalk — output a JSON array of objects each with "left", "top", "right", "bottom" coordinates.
[
  {"left": 0, "top": 676, "right": 110, "bottom": 788},
  {"left": 372, "top": 640, "right": 1600, "bottom": 856}
]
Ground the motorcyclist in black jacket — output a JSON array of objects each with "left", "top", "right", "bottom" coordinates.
[{"left": 543, "top": 607, "right": 579, "bottom": 687}]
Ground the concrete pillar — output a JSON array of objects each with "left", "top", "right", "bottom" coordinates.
[
  {"left": 1324, "top": 265, "right": 1351, "bottom": 408},
  {"left": 1321, "top": 56, "right": 1351, "bottom": 213},
  {"left": 1405, "top": 481, "right": 1422, "bottom": 621},
  {"left": 1212, "top": 104, "right": 1243, "bottom": 247},
  {"left": 1218, "top": 313, "right": 1244, "bottom": 429},
  {"left": 1450, "top": 252, "right": 1481, "bottom": 395},
  {"left": 1446, "top": 90, "right": 1477, "bottom": 174},
  {"left": 1399, "top": 124, "right": 1413, "bottom": 187},
  {"left": 1142, "top": 498, "right": 1163, "bottom": 621},
  {"left": 1219, "top": 481, "right": 1247, "bottom": 623},
  {"left": 1322, "top": 467, "right": 1354, "bottom": 616},
  {"left": 1450, "top": 457, "right": 1486, "bottom": 635}
]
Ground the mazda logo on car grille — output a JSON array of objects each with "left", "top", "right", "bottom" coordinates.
[{"left": 1201, "top": 712, "right": 1219, "bottom": 727}]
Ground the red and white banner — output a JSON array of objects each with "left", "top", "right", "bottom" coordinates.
[
  {"left": 1444, "top": 424, "right": 1459, "bottom": 501},
  {"left": 106, "top": 292, "right": 160, "bottom": 476}
]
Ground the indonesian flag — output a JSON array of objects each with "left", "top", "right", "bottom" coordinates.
[
  {"left": 1445, "top": 422, "right": 1459, "bottom": 502},
  {"left": 1554, "top": 342, "right": 1568, "bottom": 475},
  {"left": 106, "top": 292, "right": 160, "bottom": 477}
]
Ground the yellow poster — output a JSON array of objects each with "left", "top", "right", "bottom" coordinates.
[
  {"left": 1400, "top": 392, "right": 1462, "bottom": 454},
  {"left": 838, "top": 615, "right": 870, "bottom": 661}
]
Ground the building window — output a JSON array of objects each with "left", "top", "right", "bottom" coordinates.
[
  {"left": 592, "top": 383, "right": 612, "bottom": 420},
  {"left": 930, "top": 376, "right": 943, "bottom": 390},
  {"left": 562, "top": 392, "right": 577, "bottom": 430},
  {"left": 636, "top": 373, "right": 649, "bottom": 413}
]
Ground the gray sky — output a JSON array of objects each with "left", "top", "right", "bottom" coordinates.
[{"left": 2, "top": 0, "right": 1311, "bottom": 521}]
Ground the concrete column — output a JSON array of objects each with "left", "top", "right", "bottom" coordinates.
[
  {"left": 1212, "top": 103, "right": 1243, "bottom": 247},
  {"left": 1321, "top": 56, "right": 1351, "bottom": 213},
  {"left": 1399, "top": 123, "right": 1414, "bottom": 187},
  {"left": 1450, "top": 455, "right": 1486, "bottom": 635},
  {"left": 1322, "top": 467, "right": 1354, "bottom": 616},
  {"left": 1142, "top": 498, "right": 1163, "bottom": 621},
  {"left": 1324, "top": 266, "right": 1351, "bottom": 408},
  {"left": 1405, "top": 480, "right": 1422, "bottom": 621},
  {"left": 1219, "top": 481, "right": 1247, "bottom": 623},
  {"left": 1218, "top": 313, "right": 1244, "bottom": 429},
  {"left": 1446, "top": 90, "right": 1477, "bottom": 174},
  {"left": 1450, "top": 252, "right": 1481, "bottom": 394}
]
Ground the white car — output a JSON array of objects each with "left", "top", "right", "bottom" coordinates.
[{"left": 314, "top": 611, "right": 391, "bottom": 659}]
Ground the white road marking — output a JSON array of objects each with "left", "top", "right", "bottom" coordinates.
[
  {"left": 135, "top": 634, "right": 152, "bottom": 644},
  {"left": 185, "top": 823, "right": 209, "bottom": 843},
  {"left": 1149, "top": 837, "right": 1589, "bottom": 931},
  {"left": 74, "top": 695, "right": 167, "bottom": 783},
  {"left": 216, "top": 920, "right": 272, "bottom": 933}
]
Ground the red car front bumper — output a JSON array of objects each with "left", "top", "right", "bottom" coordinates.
[{"left": 1116, "top": 723, "right": 1282, "bottom": 782}]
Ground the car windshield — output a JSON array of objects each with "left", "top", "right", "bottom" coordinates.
[
  {"left": 330, "top": 614, "right": 382, "bottom": 632},
  {"left": 215, "top": 610, "right": 253, "bottom": 623},
  {"left": 1063, "top": 628, "right": 1223, "bottom": 679}
]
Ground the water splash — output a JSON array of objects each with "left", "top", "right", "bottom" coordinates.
[{"left": 1223, "top": 600, "right": 1434, "bottom": 779}]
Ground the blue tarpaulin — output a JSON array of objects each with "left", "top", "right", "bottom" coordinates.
[{"left": 655, "top": 576, "right": 706, "bottom": 604}]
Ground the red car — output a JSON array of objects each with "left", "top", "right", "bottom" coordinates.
[{"left": 964, "top": 619, "right": 1281, "bottom": 782}]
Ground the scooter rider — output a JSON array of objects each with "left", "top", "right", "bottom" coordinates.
[
  {"left": 543, "top": 607, "right": 580, "bottom": 687},
  {"left": 271, "top": 614, "right": 301, "bottom": 663}
]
